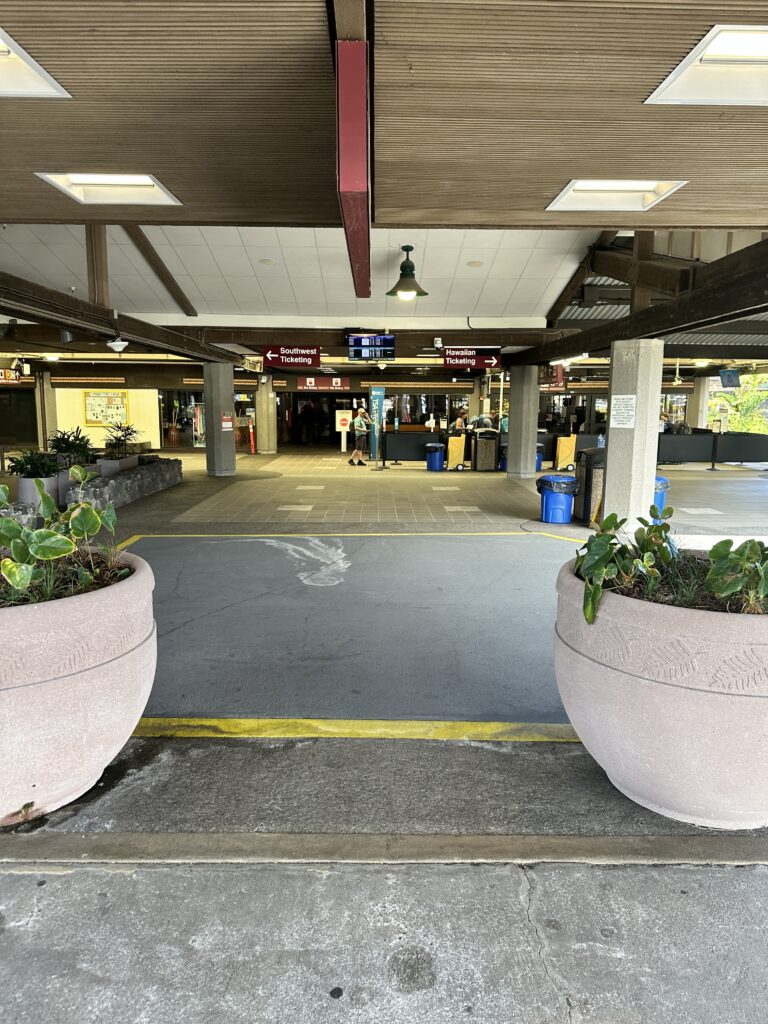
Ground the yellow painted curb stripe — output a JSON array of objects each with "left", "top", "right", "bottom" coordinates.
[
  {"left": 117, "top": 531, "right": 578, "bottom": 549},
  {"left": 135, "top": 717, "right": 579, "bottom": 743}
]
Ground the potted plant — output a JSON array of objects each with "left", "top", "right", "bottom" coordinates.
[
  {"left": 98, "top": 423, "right": 141, "bottom": 477},
  {"left": 555, "top": 504, "right": 768, "bottom": 829},
  {"left": 0, "top": 466, "right": 156, "bottom": 825},
  {"left": 7, "top": 450, "right": 59, "bottom": 509},
  {"left": 47, "top": 427, "right": 99, "bottom": 505}
]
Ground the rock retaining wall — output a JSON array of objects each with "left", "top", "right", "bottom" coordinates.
[{"left": 66, "top": 457, "right": 182, "bottom": 508}]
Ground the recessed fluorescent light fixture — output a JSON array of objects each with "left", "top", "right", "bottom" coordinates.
[
  {"left": 546, "top": 179, "right": 687, "bottom": 212},
  {"left": 0, "top": 27, "right": 70, "bottom": 97},
  {"left": 646, "top": 25, "right": 768, "bottom": 105},
  {"left": 35, "top": 172, "right": 181, "bottom": 206}
]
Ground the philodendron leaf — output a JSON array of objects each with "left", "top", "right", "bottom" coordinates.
[
  {"left": 0, "top": 484, "right": 9, "bottom": 506},
  {"left": 709, "top": 539, "right": 734, "bottom": 561},
  {"left": 100, "top": 502, "right": 116, "bottom": 535},
  {"left": 706, "top": 563, "right": 749, "bottom": 598},
  {"left": 33, "top": 477, "right": 57, "bottom": 520},
  {"left": 69, "top": 464, "right": 86, "bottom": 483},
  {"left": 69, "top": 505, "right": 101, "bottom": 540},
  {"left": 0, "top": 518, "right": 23, "bottom": 544},
  {"left": 27, "top": 529, "right": 76, "bottom": 560},
  {"left": 1, "top": 557, "right": 33, "bottom": 591},
  {"left": 10, "top": 538, "right": 31, "bottom": 564}
]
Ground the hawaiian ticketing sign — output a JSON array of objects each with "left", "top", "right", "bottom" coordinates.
[
  {"left": 298, "top": 376, "right": 350, "bottom": 391},
  {"left": 262, "top": 345, "right": 320, "bottom": 369},
  {"left": 443, "top": 347, "right": 500, "bottom": 369}
]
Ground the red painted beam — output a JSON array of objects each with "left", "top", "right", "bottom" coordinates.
[{"left": 336, "top": 40, "right": 371, "bottom": 299}]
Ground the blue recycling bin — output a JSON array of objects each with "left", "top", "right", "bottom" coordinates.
[
  {"left": 653, "top": 475, "right": 670, "bottom": 522},
  {"left": 536, "top": 474, "right": 579, "bottom": 524},
  {"left": 426, "top": 443, "right": 445, "bottom": 472},
  {"left": 535, "top": 447, "right": 543, "bottom": 472}
]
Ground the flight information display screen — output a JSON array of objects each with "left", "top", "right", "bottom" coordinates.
[{"left": 347, "top": 333, "right": 396, "bottom": 360}]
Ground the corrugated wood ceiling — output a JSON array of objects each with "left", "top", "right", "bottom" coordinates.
[
  {"left": 0, "top": 1, "right": 339, "bottom": 224},
  {"left": 374, "top": 0, "right": 768, "bottom": 228}
]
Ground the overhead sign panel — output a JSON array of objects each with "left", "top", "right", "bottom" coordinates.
[
  {"left": 298, "top": 376, "right": 350, "bottom": 391},
  {"left": 263, "top": 346, "right": 320, "bottom": 368},
  {"left": 443, "top": 347, "right": 500, "bottom": 369}
]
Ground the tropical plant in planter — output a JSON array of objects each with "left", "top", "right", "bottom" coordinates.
[
  {"left": 98, "top": 423, "right": 142, "bottom": 477},
  {"left": 48, "top": 427, "right": 99, "bottom": 467},
  {"left": 7, "top": 450, "right": 59, "bottom": 509},
  {"left": 555, "top": 503, "right": 768, "bottom": 829},
  {"left": 0, "top": 465, "right": 157, "bottom": 826}
]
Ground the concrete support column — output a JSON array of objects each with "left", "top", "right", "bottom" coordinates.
[
  {"left": 506, "top": 365, "right": 539, "bottom": 479},
  {"left": 255, "top": 376, "right": 277, "bottom": 454},
  {"left": 603, "top": 338, "right": 664, "bottom": 526},
  {"left": 468, "top": 379, "right": 482, "bottom": 420},
  {"left": 203, "top": 362, "right": 236, "bottom": 477},
  {"left": 687, "top": 376, "right": 710, "bottom": 429},
  {"left": 35, "top": 370, "right": 57, "bottom": 449}
]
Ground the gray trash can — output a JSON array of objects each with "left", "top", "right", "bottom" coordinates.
[
  {"left": 472, "top": 429, "right": 499, "bottom": 472},
  {"left": 573, "top": 447, "right": 605, "bottom": 525}
]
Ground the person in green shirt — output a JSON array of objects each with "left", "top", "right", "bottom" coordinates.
[{"left": 348, "top": 408, "right": 371, "bottom": 466}]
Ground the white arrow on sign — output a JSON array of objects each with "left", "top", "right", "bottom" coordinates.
[
  {"left": 486, "top": 356, "right": 498, "bottom": 367},
  {"left": 266, "top": 350, "right": 277, "bottom": 360}
]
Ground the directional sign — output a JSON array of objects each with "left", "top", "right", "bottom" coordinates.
[
  {"left": 443, "top": 347, "right": 500, "bottom": 370},
  {"left": 263, "top": 345, "right": 320, "bottom": 369},
  {"left": 298, "top": 376, "right": 350, "bottom": 391}
]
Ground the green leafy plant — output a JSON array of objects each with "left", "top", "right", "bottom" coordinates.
[
  {"left": 706, "top": 539, "right": 768, "bottom": 614},
  {"left": 103, "top": 423, "right": 140, "bottom": 460},
  {"left": 47, "top": 427, "right": 98, "bottom": 465},
  {"left": 575, "top": 505, "right": 674, "bottom": 624},
  {"left": 0, "top": 465, "right": 126, "bottom": 607},
  {"left": 576, "top": 505, "right": 768, "bottom": 621},
  {"left": 6, "top": 450, "right": 59, "bottom": 478}
]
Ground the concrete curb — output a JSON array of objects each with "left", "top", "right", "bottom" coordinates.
[{"left": 3, "top": 833, "right": 768, "bottom": 866}]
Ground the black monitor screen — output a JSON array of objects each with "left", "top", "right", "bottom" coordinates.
[{"left": 347, "top": 333, "right": 396, "bottom": 360}]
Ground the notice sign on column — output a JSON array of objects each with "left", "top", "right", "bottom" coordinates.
[
  {"left": 610, "top": 395, "right": 637, "bottom": 429},
  {"left": 221, "top": 414, "right": 234, "bottom": 431}
]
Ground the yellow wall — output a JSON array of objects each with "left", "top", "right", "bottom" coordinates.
[{"left": 54, "top": 388, "right": 161, "bottom": 449}]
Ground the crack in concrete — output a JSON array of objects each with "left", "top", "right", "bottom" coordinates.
[{"left": 520, "top": 865, "right": 575, "bottom": 1024}]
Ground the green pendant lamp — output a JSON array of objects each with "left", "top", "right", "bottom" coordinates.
[{"left": 386, "top": 244, "right": 428, "bottom": 301}]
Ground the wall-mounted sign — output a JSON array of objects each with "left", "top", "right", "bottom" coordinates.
[
  {"left": 263, "top": 346, "right": 320, "bottom": 369},
  {"left": 221, "top": 414, "right": 234, "bottom": 432},
  {"left": 298, "top": 376, "right": 350, "bottom": 391},
  {"left": 0, "top": 368, "right": 20, "bottom": 383},
  {"left": 84, "top": 390, "right": 129, "bottom": 425},
  {"left": 538, "top": 365, "right": 565, "bottom": 386},
  {"left": 609, "top": 394, "right": 637, "bottom": 429},
  {"left": 443, "top": 347, "right": 500, "bottom": 369}
]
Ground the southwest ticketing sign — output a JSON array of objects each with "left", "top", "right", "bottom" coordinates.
[
  {"left": 443, "top": 347, "right": 500, "bottom": 369},
  {"left": 263, "top": 346, "right": 320, "bottom": 368}
]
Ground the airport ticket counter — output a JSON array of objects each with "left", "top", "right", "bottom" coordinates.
[{"left": 381, "top": 427, "right": 444, "bottom": 462}]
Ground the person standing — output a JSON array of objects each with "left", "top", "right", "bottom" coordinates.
[{"left": 348, "top": 407, "right": 371, "bottom": 466}]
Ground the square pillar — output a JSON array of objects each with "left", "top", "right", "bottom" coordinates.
[
  {"left": 255, "top": 376, "right": 277, "bottom": 454},
  {"left": 35, "top": 370, "right": 57, "bottom": 449},
  {"left": 506, "top": 365, "right": 539, "bottom": 479},
  {"left": 603, "top": 338, "right": 664, "bottom": 526},
  {"left": 203, "top": 362, "right": 236, "bottom": 476},
  {"left": 687, "top": 376, "right": 710, "bottom": 429},
  {"left": 468, "top": 378, "right": 482, "bottom": 420}
]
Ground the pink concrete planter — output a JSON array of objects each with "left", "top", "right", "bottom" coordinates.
[
  {"left": 0, "top": 553, "right": 156, "bottom": 825},
  {"left": 555, "top": 560, "right": 768, "bottom": 829}
]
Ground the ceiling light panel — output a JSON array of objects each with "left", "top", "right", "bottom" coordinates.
[
  {"left": 646, "top": 25, "right": 768, "bottom": 105},
  {"left": 35, "top": 172, "right": 181, "bottom": 206},
  {"left": 0, "top": 27, "right": 70, "bottom": 98},
  {"left": 546, "top": 179, "right": 687, "bottom": 212}
]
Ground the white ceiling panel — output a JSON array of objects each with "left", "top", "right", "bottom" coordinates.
[
  {"left": 175, "top": 245, "right": 221, "bottom": 276},
  {"left": 281, "top": 247, "right": 322, "bottom": 278},
  {"left": 209, "top": 245, "right": 254, "bottom": 277},
  {"left": 199, "top": 226, "right": 241, "bottom": 247},
  {"left": 454, "top": 250, "right": 499, "bottom": 279},
  {"left": 237, "top": 227, "right": 280, "bottom": 246}
]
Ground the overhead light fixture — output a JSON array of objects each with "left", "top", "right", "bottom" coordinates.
[
  {"left": 549, "top": 353, "right": 589, "bottom": 367},
  {"left": 0, "top": 27, "right": 71, "bottom": 98},
  {"left": 35, "top": 172, "right": 181, "bottom": 206},
  {"left": 386, "top": 245, "right": 428, "bottom": 301},
  {"left": 694, "top": 359, "right": 711, "bottom": 367},
  {"left": 106, "top": 335, "right": 129, "bottom": 352},
  {"left": 546, "top": 180, "right": 687, "bottom": 213},
  {"left": 377, "top": 362, "right": 388, "bottom": 370},
  {"left": 44, "top": 354, "right": 60, "bottom": 362},
  {"left": 646, "top": 25, "right": 768, "bottom": 105}
]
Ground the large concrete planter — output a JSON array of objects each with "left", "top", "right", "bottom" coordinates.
[
  {"left": 555, "top": 560, "right": 768, "bottom": 829},
  {"left": 98, "top": 454, "right": 140, "bottom": 478},
  {"left": 0, "top": 553, "right": 156, "bottom": 825},
  {"left": 16, "top": 475, "right": 58, "bottom": 510}
]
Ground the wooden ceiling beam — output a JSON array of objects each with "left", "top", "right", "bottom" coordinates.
[
  {"left": 591, "top": 248, "right": 696, "bottom": 296},
  {"left": 332, "top": 0, "right": 367, "bottom": 40},
  {"left": 0, "top": 271, "right": 235, "bottom": 363},
  {"left": 121, "top": 225, "right": 198, "bottom": 317},
  {"left": 336, "top": 38, "right": 371, "bottom": 298},
  {"left": 546, "top": 230, "right": 617, "bottom": 324},
  {"left": 510, "top": 242, "right": 768, "bottom": 365},
  {"left": 85, "top": 224, "right": 109, "bottom": 307}
]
